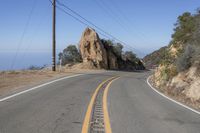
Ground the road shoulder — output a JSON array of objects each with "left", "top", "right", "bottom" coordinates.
[{"left": 147, "top": 75, "right": 200, "bottom": 115}]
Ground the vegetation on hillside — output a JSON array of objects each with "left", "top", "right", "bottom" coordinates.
[
  {"left": 101, "top": 39, "right": 145, "bottom": 70},
  {"left": 173, "top": 10, "right": 200, "bottom": 73},
  {"left": 58, "top": 45, "right": 82, "bottom": 65},
  {"left": 101, "top": 39, "right": 124, "bottom": 59},
  {"left": 144, "top": 9, "right": 200, "bottom": 79}
]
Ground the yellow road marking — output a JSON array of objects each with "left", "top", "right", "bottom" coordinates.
[
  {"left": 81, "top": 76, "right": 117, "bottom": 133},
  {"left": 103, "top": 77, "right": 119, "bottom": 133}
]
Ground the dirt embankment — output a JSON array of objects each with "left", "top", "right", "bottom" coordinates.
[
  {"left": 0, "top": 68, "right": 105, "bottom": 97},
  {"left": 151, "top": 66, "right": 200, "bottom": 110}
]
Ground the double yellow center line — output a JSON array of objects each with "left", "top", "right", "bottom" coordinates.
[{"left": 82, "top": 76, "right": 119, "bottom": 133}]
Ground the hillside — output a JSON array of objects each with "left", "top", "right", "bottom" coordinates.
[
  {"left": 143, "top": 46, "right": 168, "bottom": 69},
  {"left": 145, "top": 10, "right": 200, "bottom": 109}
]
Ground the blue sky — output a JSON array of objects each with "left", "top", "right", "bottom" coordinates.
[{"left": 0, "top": 0, "right": 200, "bottom": 68}]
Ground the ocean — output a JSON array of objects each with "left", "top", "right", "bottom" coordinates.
[{"left": 0, "top": 52, "right": 54, "bottom": 71}]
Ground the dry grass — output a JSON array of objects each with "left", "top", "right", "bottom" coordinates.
[
  {"left": 0, "top": 68, "right": 97, "bottom": 97},
  {"left": 0, "top": 70, "right": 67, "bottom": 96}
]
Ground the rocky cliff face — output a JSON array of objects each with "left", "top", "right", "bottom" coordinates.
[
  {"left": 79, "top": 28, "right": 120, "bottom": 69},
  {"left": 149, "top": 41, "right": 200, "bottom": 109},
  {"left": 79, "top": 28, "right": 144, "bottom": 70},
  {"left": 79, "top": 28, "right": 108, "bottom": 69}
]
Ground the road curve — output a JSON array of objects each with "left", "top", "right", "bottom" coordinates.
[
  {"left": 0, "top": 71, "right": 200, "bottom": 133},
  {"left": 0, "top": 72, "right": 115, "bottom": 133},
  {"left": 108, "top": 71, "right": 200, "bottom": 133}
]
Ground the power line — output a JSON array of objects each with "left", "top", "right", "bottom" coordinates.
[
  {"left": 97, "top": 0, "right": 133, "bottom": 34},
  {"left": 56, "top": 5, "right": 111, "bottom": 39},
  {"left": 109, "top": 0, "right": 149, "bottom": 39},
  {"left": 105, "top": 0, "right": 160, "bottom": 47},
  {"left": 95, "top": 0, "right": 142, "bottom": 40},
  {"left": 93, "top": 0, "right": 129, "bottom": 33},
  {"left": 49, "top": 0, "right": 117, "bottom": 50},
  {"left": 10, "top": 0, "right": 37, "bottom": 70},
  {"left": 19, "top": 1, "right": 52, "bottom": 68},
  {"left": 92, "top": 0, "right": 145, "bottom": 54},
  {"left": 93, "top": 0, "right": 147, "bottom": 56},
  {"left": 48, "top": 0, "right": 144, "bottom": 56},
  {"left": 56, "top": 0, "right": 126, "bottom": 43},
  {"left": 55, "top": 0, "right": 143, "bottom": 54},
  {"left": 47, "top": 0, "right": 102, "bottom": 37}
]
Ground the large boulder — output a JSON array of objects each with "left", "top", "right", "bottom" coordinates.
[{"left": 79, "top": 28, "right": 108, "bottom": 69}]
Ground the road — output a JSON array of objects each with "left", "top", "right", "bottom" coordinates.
[{"left": 0, "top": 71, "right": 200, "bottom": 133}]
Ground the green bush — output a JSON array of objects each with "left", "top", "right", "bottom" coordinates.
[
  {"left": 101, "top": 39, "right": 123, "bottom": 58},
  {"left": 59, "top": 45, "right": 82, "bottom": 65},
  {"left": 176, "top": 45, "right": 195, "bottom": 72},
  {"left": 172, "top": 12, "right": 196, "bottom": 43},
  {"left": 160, "top": 64, "right": 178, "bottom": 81}
]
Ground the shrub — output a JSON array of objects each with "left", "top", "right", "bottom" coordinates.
[
  {"left": 124, "top": 51, "right": 137, "bottom": 62},
  {"left": 101, "top": 39, "right": 123, "bottom": 58},
  {"left": 28, "top": 65, "right": 42, "bottom": 70},
  {"left": 169, "top": 65, "right": 178, "bottom": 79},
  {"left": 172, "top": 12, "right": 195, "bottom": 43},
  {"left": 112, "top": 43, "right": 123, "bottom": 58},
  {"left": 176, "top": 45, "right": 195, "bottom": 72},
  {"left": 59, "top": 45, "right": 82, "bottom": 65},
  {"left": 160, "top": 67, "right": 169, "bottom": 81}
]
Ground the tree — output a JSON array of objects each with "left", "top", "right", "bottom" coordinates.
[
  {"left": 172, "top": 12, "right": 195, "bottom": 44},
  {"left": 112, "top": 43, "right": 123, "bottom": 58},
  {"left": 124, "top": 51, "right": 137, "bottom": 62},
  {"left": 59, "top": 45, "right": 81, "bottom": 65},
  {"left": 101, "top": 39, "right": 123, "bottom": 58},
  {"left": 101, "top": 39, "right": 114, "bottom": 47}
]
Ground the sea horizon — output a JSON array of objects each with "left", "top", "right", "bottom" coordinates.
[{"left": 0, "top": 52, "right": 57, "bottom": 71}]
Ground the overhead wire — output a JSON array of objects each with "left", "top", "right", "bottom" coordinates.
[
  {"left": 19, "top": 2, "right": 52, "bottom": 67},
  {"left": 106, "top": 0, "right": 167, "bottom": 46},
  {"left": 92, "top": 0, "right": 145, "bottom": 56},
  {"left": 56, "top": 0, "right": 127, "bottom": 44},
  {"left": 10, "top": 0, "right": 37, "bottom": 70},
  {"left": 54, "top": 0, "right": 144, "bottom": 55},
  {"left": 93, "top": 0, "right": 129, "bottom": 33},
  {"left": 108, "top": 0, "right": 149, "bottom": 41}
]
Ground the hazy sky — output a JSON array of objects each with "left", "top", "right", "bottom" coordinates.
[{"left": 1, "top": 0, "right": 200, "bottom": 57}]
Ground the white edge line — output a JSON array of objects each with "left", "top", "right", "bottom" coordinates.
[
  {"left": 147, "top": 75, "right": 200, "bottom": 115},
  {"left": 0, "top": 74, "right": 84, "bottom": 102}
]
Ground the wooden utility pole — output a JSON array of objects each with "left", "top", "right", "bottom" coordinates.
[{"left": 52, "top": 0, "right": 56, "bottom": 71}]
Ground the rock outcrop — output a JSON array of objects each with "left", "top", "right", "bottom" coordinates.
[
  {"left": 79, "top": 28, "right": 144, "bottom": 70},
  {"left": 79, "top": 28, "right": 108, "bottom": 69}
]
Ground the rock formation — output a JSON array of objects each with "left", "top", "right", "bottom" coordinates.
[
  {"left": 79, "top": 28, "right": 108, "bottom": 69},
  {"left": 79, "top": 27, "right": 144, "bottom": 70}
]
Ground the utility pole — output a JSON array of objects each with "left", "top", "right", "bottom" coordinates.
[{"left": 52, "top": 0, "right": 56, "bottom": 71}]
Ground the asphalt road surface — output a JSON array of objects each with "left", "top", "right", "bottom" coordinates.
[{"left": 0, "top": 71, "right": 200, "bottom": 133}]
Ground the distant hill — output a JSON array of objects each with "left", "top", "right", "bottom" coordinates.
[{"left": 143, "top": 46, "right": 167, "bottom": 69}]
